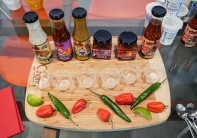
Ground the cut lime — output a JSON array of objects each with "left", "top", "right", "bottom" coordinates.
[
  {"left": 27, "top": 94, "right": 44, "bottom": 107},
  {"left": 133, "top": 107, "right": 151, "bottom": 120}
]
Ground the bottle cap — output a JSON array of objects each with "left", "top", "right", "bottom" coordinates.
[
  {"left": 49, "top": 8, "right": 64, "bottom": 20},
  {"left": 23, "top": 11, "right": 38, "bottom": 23},
  {"left": 151, "top": 6, "right": 166, "bottom": 18},
  {"left": 72, "top": 7, "right": 87, "bottom": 19},
  {"left": 119, "top": 31, "right": 137, "bottom": 47},
  {"left": 94, "top": 30, "right": 112, "bottom": 46}
]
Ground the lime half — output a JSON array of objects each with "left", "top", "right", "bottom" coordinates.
[
  {"left": 27, "top": 94, "right": 44, "bottom": 107},
  {"left": 133, "top": 107, "right": 151, "bottom": 120}
]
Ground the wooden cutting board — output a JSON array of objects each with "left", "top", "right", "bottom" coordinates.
[{"left": 25, "top": 38, "right": 171, "bottom": 131}]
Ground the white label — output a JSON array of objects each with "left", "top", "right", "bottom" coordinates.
[
  {"left": 160, "top": 30, "right": 178, "bottom": 45},
  {"left": 166, "top": 1, "right": 183, "bottom": 17}
]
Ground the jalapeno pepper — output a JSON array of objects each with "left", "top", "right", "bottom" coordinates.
[
  {"left": 90, "top": 90, "right": 131, "bottom": 123},
  {"left": 48, "top": 92, "right": 78, "bottom": 126},
  {"left": 130, "top": 78, "right": 167, "bottom": 110},
  {"left": 147, "top": 102, "right": 168, "bottom": 113}
]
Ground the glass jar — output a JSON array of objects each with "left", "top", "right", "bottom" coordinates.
[
  {"left": 118, "top": 31, "right": 138, "bottom": 60},
  {"left": 92, "top": 30, "right": 112, "bottom": 59}
]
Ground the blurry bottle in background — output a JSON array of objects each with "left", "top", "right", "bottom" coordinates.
[
  {"left": 25, "top": 0, "right": 43, "bottom": 10},
  {"left": 184, "top": 0, "right": 197, "bottom": 22}
]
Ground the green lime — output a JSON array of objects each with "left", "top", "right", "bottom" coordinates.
[
  {"left": 27, "top": 94, "right": 44, "bottom": 107},
  {"left": 133, "top": 107, "right": 151, "bottom": 120}
]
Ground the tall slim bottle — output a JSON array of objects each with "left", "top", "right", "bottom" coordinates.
[{"left": 72, "top": 7, "right": 91, "bottom": 61}]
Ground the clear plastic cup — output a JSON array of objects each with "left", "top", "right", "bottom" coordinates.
[
  {"left": 121, "top": 63, "right": 141, "bottom": 84},
  {"left": 3, "top": 0, "right": 21, "bottom": 10},
  {"left": 144, "top": 63, "right": 165, "bottom": 83},
  {"left": 30, "top": 68, "right": 50, "bottom": 90},
  {"left": 51, "top": 70, "right": 72, "bottom": 91},
  {"left": 100, "top": 68, "right": 120, "bottom": 89},
  {"left": 76, "top": 68, "right": 97, "bottom": 88}
]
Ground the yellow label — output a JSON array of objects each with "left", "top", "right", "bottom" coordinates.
[
  {"left": 181, "top": 24, "right": 197, "bottom": 47},
  {"left": 31, "top": 39, "right": 53, "bottom": 64},
  {"left": 140, "top": 36, "right": 159, "bottom": 59},
  {"left": 74, "top": 39, "right": 91, "bottom": 61}
]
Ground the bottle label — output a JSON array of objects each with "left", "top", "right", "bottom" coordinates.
[
  {"left": 181, "top": 24, "right": 197, "bottom": 47},
  {"left": 74, "top": 39, "right": 91, "bottom": 60},
  {"left": 140, "top": 37, "right": 159, "bottom": 58},
  {"left": 31, "top": 39, "right": 53, "bottom": 64},
  {"left": 54, "top": 38, "right": 73, "bottom": 61},
  {"left": 92, "top": 49, "right": 111, "bottom": 59},
  {"left": 118, "top": 50, "right": 137, "bottom": 60}
]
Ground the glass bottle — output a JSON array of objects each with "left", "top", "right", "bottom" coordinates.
[
  {"left": 92, "top": 30, "right": 112, "bottom": 59},
  {"left": 139, "top": 6, "right": 166, "bottom": 59},
  {"left": 118, "top": 31, "right": 138, "bottom": 60},
  {"left": 23, "top": 11, "right": 53, "bottom": 64},
  {"left": 181, "top": 12, "right": 197, "bottom": 47},
  {"left": 49, "top": 8, "right": 73, "bottom": 61},
  {"left": 72, "top": 7, "right": 91, "bottom": 61}
]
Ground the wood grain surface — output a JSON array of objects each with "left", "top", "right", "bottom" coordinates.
[{"left": 25, "top": 38, "right": 171, "bottom": 131}]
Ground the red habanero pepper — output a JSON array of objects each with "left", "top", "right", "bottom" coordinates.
[
  {"left": 147, "top": 102, "right": 168, "bottom": 113},
  {"left": 115, "top": 93, "right": 134, "bottom": 105},
  {"left": 36, "top": 105, "right": 56, "bottom": 117},
  {"left": 97, "top": 108, "right": 113, "bottom": 129},
  {"left": 72, "top": 99, "right": 89, "bottom": 114}
]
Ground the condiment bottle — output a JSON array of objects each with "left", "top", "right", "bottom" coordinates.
[
  {"left": 181, "top": 12, "right": 197, "bottom": 47},
  {"left": 23, "top": 11, "right": 53, "bottom": 64},
  {"left": 72, "top": 7, "right": 91, "bottom": 61},
  {"left": 92, "top": 30, "right": 112, "bottom": 59},
  {"left": 139, "top": 6, "right": 166, "bottom": 59},
  {"left": 49, "top": 8, "right": 73, "bottom": 61},
  {"left": 118, "top": 31, "right": 138, "bottom": 60}
]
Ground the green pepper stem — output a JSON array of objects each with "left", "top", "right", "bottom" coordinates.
[
  {"left": 164, "top": 105, "right": 168, "bottom": 108},
  {"left": 161, "top": 78, "right": 167, "bottom": 84},
  {"left": 108, "top": 118, "right": 114, "bottom": 129},
  {"left": 69, "top": 118, "right": 78, "bottom": 126},
  {"left": 89, "top": 90, "right": 100, "bottom": 96},
  {"left": 52, "top": 107, "right": 57, "bottom": 111}
]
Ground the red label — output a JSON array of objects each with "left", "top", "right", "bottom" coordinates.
[
  {"left": 92, "top": 49, "right": 111, "bottom": 59},
  {"left": 118, "top": 50, "right": 137, "bottom": 60}
]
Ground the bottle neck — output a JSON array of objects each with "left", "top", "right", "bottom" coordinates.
[
  {"left": 73, "top": 17, "right": 90, "bottom": 42},
  {"left": 149, "top": 15, "right": 163, "bottom": 26}
]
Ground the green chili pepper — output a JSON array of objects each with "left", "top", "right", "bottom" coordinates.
[
  {"left": 48, "top": 92, "right": 78, "bottom": 126},
  {"left": 90, "top": 90, "right": 131, "bottom": 123},
  {"left": 130, "top": 78, "right": 167, "bottom": 110}
]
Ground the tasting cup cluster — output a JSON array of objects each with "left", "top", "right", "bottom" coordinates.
[{"left": 31, "top": 62, "right": 165, "bottom": 90}]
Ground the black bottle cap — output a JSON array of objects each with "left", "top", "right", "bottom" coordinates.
[
  {"left": 49, "top": 8, "right": 64, "bottom": 20},
  {"left": 23, "top": 11, "right": 38, "bottom": 23},
  {"left": 119, "top": 31, "right": 137, "bottom": 47},
  {"left": 151, "top": 6, "right": 166, "bottom": 18},
  {"left": 72, "top": 7, "right": 87, "bottom": 19},
  {"left": 94, "top": 30, "right": 112, "bottom": 46}
]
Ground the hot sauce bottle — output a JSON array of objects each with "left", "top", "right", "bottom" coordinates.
[
  {"left": 181, "top": 12, "right": 197, "bottom": 47},
  {"left": 118, "top": 31, "right": 138, "bottom": 60},
  {"left": 92, "top": 30, "right": 112, "bottom": 59},
  {"left": 23, "top": 11, "right": 53, "bottom": 64},
  {"left": 49, "top": 8, "right": 73, "bottom": 61},
  {"left": 72, "top": 7, "right": 91, "bottom": 61},
  {"left": 139, "top": 6, "right": 166, "bottom": 59}
]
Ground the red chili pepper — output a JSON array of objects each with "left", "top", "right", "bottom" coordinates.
[
  {"left": 72, "top": 99, "right": 89, "bottom": 114},
  {"left": 115, "top": 93, "right": 134, "bottom": 105},
  {"left": 147, "top": 102, "right": 168, "bottom": 113},
  {"left": 97, "top": 108, "right": 113, "bottom": 129},
  {"left": 36, "top": 105, "right": 56, "bottom": 117}
]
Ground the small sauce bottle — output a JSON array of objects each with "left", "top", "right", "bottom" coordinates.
[
  {"left": 181, "top": 12, "right": 197, "bottom": 47},
  {"left": 23, "top": 11, "right": 53, "bottom": 64},
  {"left": 118, "top": 31, "right": 138, "bottom": 60},
  {"left": 139, "top": 6, "right": 166, "bottom": 59},
  {"left": 49, "top": 8, "right": 73, "bottom": 61},
  {"left": 72, "top": 7, "right": 91, "bottom": 61},
  {"left": 92, "top": 30, "right": 112, "bottom": 59}
]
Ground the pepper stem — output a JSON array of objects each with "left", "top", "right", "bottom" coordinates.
[
  {"left": 161, "top": 78, "right": 167, "bottom": 84},
  {"left": 69, "top": 118, "right": 78, "bottom": 126},
  {"left": 108, "top": 118, "right": 114, "bottom": 129},
  {"left": 89, "top": 90, "right": 100, "bottom": 96},
  {"left": 52, "top": 107, "right": 57, "bottom": 111},
  {"left": 164, "top": 105, "right": 168, "bottom": 108}
]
